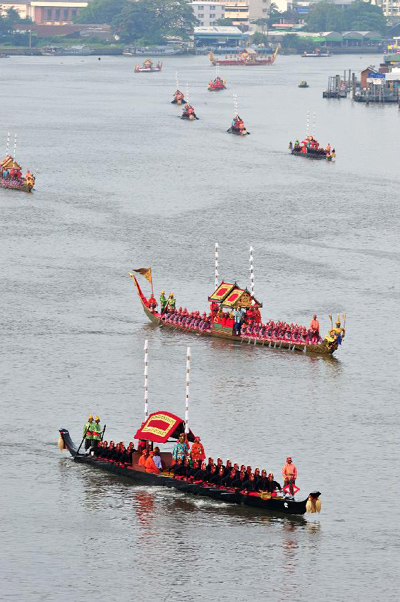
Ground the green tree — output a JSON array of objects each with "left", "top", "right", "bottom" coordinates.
[
  {"left": 112, "top": 0, "right": 197, "bottom": 44},
  {"left": 77, "top": 0, "right": 129, "bottom": 24},
  {"left": 304, "top": 3, "right": 345, "bottom": 32},
  {"left": 304, "top": 0, "right": 387, "bottom": 34},
  {"left": 345, "top": 1, "right": 387, "bottom": 33}
]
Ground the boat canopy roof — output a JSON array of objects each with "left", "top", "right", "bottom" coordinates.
[
  {"left": 134, "top": 410, "right": 196, "bottom": 443},
  {"left": 1, "top": 155, "right": 21, "bottom": 170},
  {"left": 208, "top": 281, "right": 262, "bottom": 308}
]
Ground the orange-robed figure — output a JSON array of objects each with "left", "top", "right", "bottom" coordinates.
[
  {"left": 310, "top": 314, "right": 320, "bottom": 335},
  {"left": 190, "top": 437, "right": 205, "bottom": 463},
  {"left": 282, "top": 456, "right": 297, "bottom": 485},
  {"left": 145, "top": 451, "right": 160, "bottom": 474}
]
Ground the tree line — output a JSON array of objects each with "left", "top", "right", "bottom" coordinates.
[{"left": 77, "top": 0, "right": 197, "bottom": 45}]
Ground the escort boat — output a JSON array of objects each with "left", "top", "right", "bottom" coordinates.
[
  {"left": 59, "top": 411, "right": 321, "bottom": 516},
  {"left": 129, "top": 271, "right": 345, "bottom": 355}
]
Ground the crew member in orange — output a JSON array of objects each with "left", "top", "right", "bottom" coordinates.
[
  {"left": 282, "top": 456, "right": 297, "bottom": 486},
  {"left": 145, "top": 450, "right": 160, "bottom": 474},
  {"left": 190, "top": 436, "right": 205, "bottom": 463},
  {"left": 310, "top": 314, "right": 320, "bottom": 343},
  {"left": 138, "top": 449, "right": 148, "bottom": 467}
]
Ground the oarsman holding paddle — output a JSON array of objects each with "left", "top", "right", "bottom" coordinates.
[
  {"left": 83, "top": 414, "right": 94, "bottom": 451},
  {"left": 91, "top": 416, "right": 102, "bottom": 450}
]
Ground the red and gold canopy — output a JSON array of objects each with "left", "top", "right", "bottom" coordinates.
[
  {"left": 134, "top": 411, "right": 195, "bottom": 443},
  {"left": 208, "top": 282, "right": 262, "bottom": 308}
]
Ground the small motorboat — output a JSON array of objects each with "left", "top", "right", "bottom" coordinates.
[
  {"left": 134, "top": 59, "right": 162, "bottom": 73},
  {"left": 298, "top": 81, "right": 309, "bottom": 88}
]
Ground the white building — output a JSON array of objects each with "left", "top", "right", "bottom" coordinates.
[
  {"left": 192, "top": 2, "right": 225, "bottom": 27},
  {"left": 375, "top": 0, "right": 400, "bottom": 17}
]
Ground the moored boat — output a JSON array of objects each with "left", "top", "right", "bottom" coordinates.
[
  {"left": 129, "top": 271, "right": 345, "bottom": 356},
  {"left": 209, "top": 47, "right": 278, "bottom": 66},
  {"left": 59, "top": 410, "right": 321, "bottom": 516},
  {"left": 302, "top": 50, "right": 331, "bottom": 58},
  {"left": 134, "top": 59, "right": 162, "bottom": 73},
  {"left": 299, "top": 80, "right": 309, "bottom": 88},
  {"left": 0, "top": 154, "right": 35, "bottom": 193},
  {"left": 289, "top": 136, "right": 335, "bottom": 161}
]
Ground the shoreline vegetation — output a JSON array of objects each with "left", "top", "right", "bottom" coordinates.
[{"left": 0, "top": 0, "right": 391, "bottom": 56}]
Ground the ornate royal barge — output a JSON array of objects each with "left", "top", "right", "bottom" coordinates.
[
  {"left": 129, "top": 271, "right": 345, "bottom": 356},
  {"left": 59, "top": 410, "right": 321, "bottom": 516}
]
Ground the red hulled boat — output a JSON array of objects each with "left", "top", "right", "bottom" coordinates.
[
  {"left": 129, "top": 272, "right": 345, "bottom": 356},
  {"left": 208, "top": 76, "right": 227, "bottom": 91}
]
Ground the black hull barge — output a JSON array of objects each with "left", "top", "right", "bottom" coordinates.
[{"left": 59, "top": 428, "right": 320, "bottom": 516}]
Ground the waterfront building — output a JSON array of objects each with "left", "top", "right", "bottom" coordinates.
[
  {"left": 0, "top": 0, "right": 88, "bottom": 24},
  {"left": 194, "top": 25, "right": 249, "bottom": 46},
  {"left": 191, "top": 2, "right": 225, "bottom": 26},
  {"left": 224, "top": 1, "right": 249, "bottom": 26}
]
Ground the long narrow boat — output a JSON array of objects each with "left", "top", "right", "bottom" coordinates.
[
  {"left": 0, "top": 155, "right": 35, "bottom": 193},
  {"left": 209, "top": 47, "right": 278, "bottom": 67},
  {"left": 59, "top": 411, "right": 321, "bottom": 516},
  {"left": 129, "top": 273, "right": 345, "bottom": 356}
]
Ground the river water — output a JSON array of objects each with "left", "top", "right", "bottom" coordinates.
[{"left": 1, "top": 53, "right": 399, "bottom": 601}]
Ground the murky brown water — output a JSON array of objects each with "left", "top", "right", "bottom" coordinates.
[{"left": 1, "top": 53, "right": 399, "bottom": 601}]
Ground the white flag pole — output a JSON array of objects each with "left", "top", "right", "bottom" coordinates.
[
  {"left": 6, "top": 132, "right": 10, "bottom": 155},
  {"left": 144, "top": 340, "right": 149, "bottom": 419},
  {"left": 249, "top": 246, "right": 254, "bottom": 295},
  {"left": 13, "top": 134, "right": 17, "bottom": 160},
  {"left": 185, "top": 347, "right": 191, "bottom": 434},
  {"left": 215, "top": 242, "right": 219, "bottom": 288}
]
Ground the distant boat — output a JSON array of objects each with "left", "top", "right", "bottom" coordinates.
[
  {"left": 302, "top": 50, "right": 331, "bottom": 58},
  {"left": 134, "top": 59, "right": 163, "bottom": 73},
  {"left": 124, "top": 46, "right": 183, "bottom": 57},
  {"left": 41, "top": 45, "right": 93, "bottom": 56},
  {"left": 298, "top": 81, "right": 309, "bottom": 88}
]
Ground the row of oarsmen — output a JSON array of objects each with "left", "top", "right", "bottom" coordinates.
[{"left": 168, "top": 458, "right": 283, "bottom": 493}]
